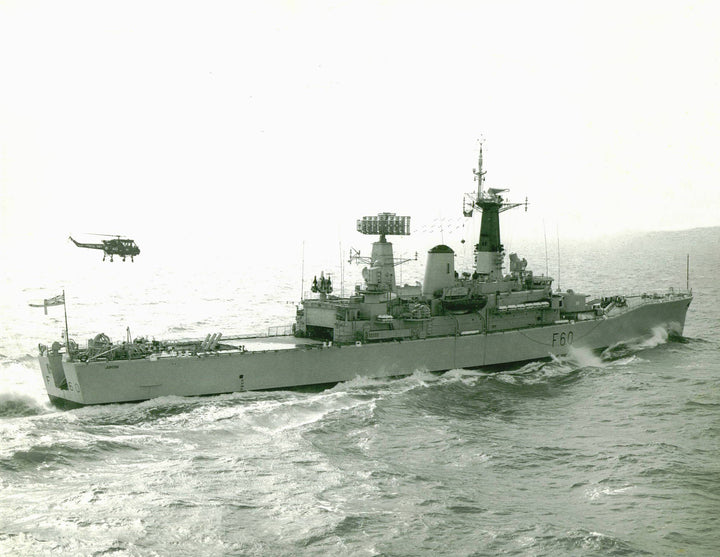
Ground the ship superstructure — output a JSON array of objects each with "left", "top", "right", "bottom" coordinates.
[
  {"left": 294, "top": 145, "right": 559, "bottom": 345},
  {"left": 463, "top": 143, "right": 527, "bottom": 281},
  {"left": 36, "top": 145, "right": 693, "bottom": 407}
]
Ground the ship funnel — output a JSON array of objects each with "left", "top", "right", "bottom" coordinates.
[{"left": 423, "top": 245, "right": 455, "bottom": 297}]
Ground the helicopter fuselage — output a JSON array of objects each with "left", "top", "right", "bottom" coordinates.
[{"left": 69, "top": 236, "right": 140, "bottom": 261}]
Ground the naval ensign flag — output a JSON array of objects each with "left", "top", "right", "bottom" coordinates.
[
  {"left": 30, "top": 291, "right": 71, "bottom": 352},
  {"left": 29, "top": 293, "right": 65, "bottom": 315}
]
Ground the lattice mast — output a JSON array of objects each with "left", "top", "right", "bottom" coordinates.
[{"left": 463, "top": 142, "right": 527, "bottom": 280}]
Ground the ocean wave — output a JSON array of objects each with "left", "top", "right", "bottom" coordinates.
[
  {"left": 585, "top": 484, "right": 635, "bottom": 501},
  {"left": 637, "top": 326, "right": 670, "bottom": 349},
  {"left": 685, "top": 399, "right": 720, "bottom": 409},
  {"left": 243, "top": 392, "right": 376, "bottom": 435},
  {"left": 457, "top": 345, "right": 648, "bottom": 397},
  {"left": 0, "top": 352, "right": 38, "bottom": 366},
  {"left": 69, "top": 394, "right": 231, "bottom": 427},
  {"left": 69, "top": 387, "right": 377, "bottom": 438},
  {"left": 326, "top": 374, "right": 398, "bottom": 392},
  {"left": 544, "top": 528, "right": 650, "bottom": 555},
  {"left": 0, "top": 437, "right": 135, "bottom": 472},
  {"left": 0, "top": 392, "right": 49, "bottom": 417},
  {"left": 484, "top": 348, "right": 597, "bottom": 388},
  {"left": 327, "top": 361, "right": 598, "bottom": 417},
  {"left": 602, "top": 325, "right": 676, "bottom": 360},
  {"left": 0, "top": 446, "right": 73, "bottom": 471},
  {"left": 329, "top": 369, "right": 441, "bottom": 395}
]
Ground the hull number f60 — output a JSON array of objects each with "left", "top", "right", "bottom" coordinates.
[{"left": 552, "top": 331, "right": 574, "bottom": 347}]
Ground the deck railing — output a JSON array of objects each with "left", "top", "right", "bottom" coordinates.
[
  {"left": 267, "top": 324, "right": 293, "bottom": 337},
  {"left": 587, "top": 287, "right": 692, "bottom": 299}
]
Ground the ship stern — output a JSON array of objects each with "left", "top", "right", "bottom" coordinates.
[{"left": 38, "top": 350, "right": 86, "bottom": 407}]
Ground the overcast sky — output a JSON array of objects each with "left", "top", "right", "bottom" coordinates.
[{"left": 1, "top": 0, "right": 719, "bottom": 262}]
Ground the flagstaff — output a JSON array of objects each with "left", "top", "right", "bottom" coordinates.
[{"left": 62, "top": 290, "right": 71, "bottom": 358}]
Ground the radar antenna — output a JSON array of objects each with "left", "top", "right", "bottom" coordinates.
[
  {"left": 463, "top": 141, "right": 528, "bottom": 218},
  {"left": 349, "top": 213, "right": 415, "bottom": 291},
  {"left": 355, "top": 212, "right": 411, "bottom": 241}
]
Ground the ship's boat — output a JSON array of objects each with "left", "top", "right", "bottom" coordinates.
[
  {"left": 441, "top": 293, "right": 488, "bottom": 314},
  {"left": 35, "top": 144, "right": 693, "bottom": 407}
]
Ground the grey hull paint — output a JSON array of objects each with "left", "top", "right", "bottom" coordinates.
[{"left": 39, "top": 297, "right": 691, "bottom": 407}]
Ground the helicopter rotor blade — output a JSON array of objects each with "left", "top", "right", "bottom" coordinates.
[{"left": 82, "top": 233, "right": 123, "bottom": 238}]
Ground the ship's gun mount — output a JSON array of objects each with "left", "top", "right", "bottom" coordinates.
[{"left": 350, "top": 213, "right": 415, "bottom": 292}]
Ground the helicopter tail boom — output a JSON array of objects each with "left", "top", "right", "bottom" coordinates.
[{"left": 68, "top": 236, "right": 105, "bottom": 250}]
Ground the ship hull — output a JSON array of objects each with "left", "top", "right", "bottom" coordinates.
[{"left": 39, "top": 296, "right": 691, "bottom": 407}]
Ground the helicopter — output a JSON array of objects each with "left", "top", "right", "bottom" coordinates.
[{"left": 69, "top": 234, "right": 141, "bottom": 262}]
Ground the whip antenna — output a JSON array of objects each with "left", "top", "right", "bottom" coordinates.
[
  {"left": 543, "top": 220, "right": 549, "bottom": 278},
  {"left": 556, "top": 224, "right": 561, "bottom": 292}
]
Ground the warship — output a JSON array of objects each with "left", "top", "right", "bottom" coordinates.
[{"left": 37, "top": 146, "right": 692, "bottom": 407}]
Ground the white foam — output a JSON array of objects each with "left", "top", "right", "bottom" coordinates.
[
  {"left": 609, "top": 355, "right": 641, "bottom": 367},
  {"left": 585, "top": 485, "right": 634, "bottom": 500},
  {"left": 635, "top": 325, "right": 669, "bottom": 349},
  {"left": 326, "top": 375, "right": 391, "bottom": 391},
  {"left": 440, "top": 368, "right": 483, "bottom": 386},
  {"left": 515, "top": 361, "right": 546, "bottom": 374},
  {"left": 545, "top": 349, "right": 599, "bottom": 373},
  {"left": 0, "top": 361, "right": 53, "bottom": 412},
  {"left": 564, "top": 346, "right": 605, "bottom": 369},
  {"left": 442, "top": 368, "right": 483, "bottom": 380}
]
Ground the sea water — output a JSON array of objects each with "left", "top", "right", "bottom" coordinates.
[{"left": 1, "top": 227, "right": 719, "bottom": 556}]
